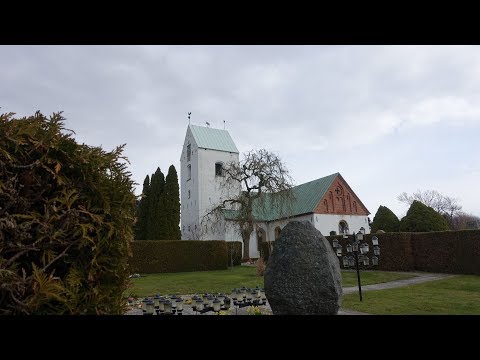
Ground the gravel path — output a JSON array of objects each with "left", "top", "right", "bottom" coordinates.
[{"left": 126, "top": 272, "right": 455, "bottom": 316}]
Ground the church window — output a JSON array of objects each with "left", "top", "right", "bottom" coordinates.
[
  {"left": 187, "top": 144, "right": 191, "bottom": 161},
  {"left": 257, "top": 228, "right": 266, "bottom": 252},
  {"left": 339, "top": 220, "right": 349, "bottom": 234},
  {"left": 188, "top": 190, "right": 190, "bottom": 199},
  {"left": 324, "top": 199, "right": 329, "bottom": 212},
  {"left": 188, "top": 225, "right": 190, "bottom": 232},
  {"left": 274, "top": 227, "right": 282, "bottom": 240},
  {"left": 187, "top": 164, "right": 191, "bottom": 180},
  {"left": 353, "top": 201, "right": 357, "bottom": 213},
  {"left": 215, "top": 162, "right": 224, "bottom": 176}
]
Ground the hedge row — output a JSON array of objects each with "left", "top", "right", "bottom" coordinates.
[
  {"left": 227, "top": 241, "right": 243, "bottom": 266},
  {"left": 411, "top": 230, "right": 480, "bottom": 275},
  {"left": 129, "top": 240, "right": 228, "bottom": 273},
  {"left": 327, "top": 230, "right": 480, "bottom": 275}
]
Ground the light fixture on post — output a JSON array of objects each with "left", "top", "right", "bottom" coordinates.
[{"left": 331, "top": 231, "right": 381, "bottom": 302}]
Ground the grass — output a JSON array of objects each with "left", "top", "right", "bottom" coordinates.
[
  {"left": 341, "top": 275, "right": 480, "bottom": 315},
  {"left": 126, "top": 266, "right": 416, "bottom": 298}
]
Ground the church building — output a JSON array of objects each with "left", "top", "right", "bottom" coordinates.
[{"left": 180, "top": 124, "right": 370, "bottom": 258}]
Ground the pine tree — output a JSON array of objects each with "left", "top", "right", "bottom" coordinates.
[
  {"left": 165, "top": 165, "right": 181, "bottom": 240},
  {"left": 399, "top": 200, "right": 450, "bottom": 232},
  {"left": 148, "top": 167, "right": 167, "bottom": 240},
  {"left": 135, "top": 175, "right": 150, "bottom": 240},
  {"left": 371, "top": 205, "right": 400, "bottom": 232}
]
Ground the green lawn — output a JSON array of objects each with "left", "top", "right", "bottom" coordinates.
[
  {"left": 126, "top": 266, "right": 416, "bottom": 298},
  {"left": 341, "top": 275, "right": 480, "bottom": 315}
]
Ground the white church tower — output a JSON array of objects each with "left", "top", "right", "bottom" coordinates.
[{"left": 180, "top": 124, "right": 241, "bottom": 240}]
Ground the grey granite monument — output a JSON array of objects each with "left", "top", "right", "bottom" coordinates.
[{"left": 264, "top": 221, "right": 343, "bottom": 315}]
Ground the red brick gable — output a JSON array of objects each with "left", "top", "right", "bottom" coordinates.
[{"left": 314, "top": 174, "right": 370, "bottom": 216}]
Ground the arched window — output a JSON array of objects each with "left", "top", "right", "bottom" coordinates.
[
  {"left": 257, "top": 228, "right": 266, "bottom": 252},
  {"left": 353, "top": 201, "right": 357, "bottom": 213},
  {"left": 339, "top": 220, "right": 349, "bottom": 234},
  {"left": 274, "top": 227, "right": 282, "bottom": 240},
  {"left": 187, "top": 164, "right": 191, "bottom": 180},
  {"left": 324, "top": 199, "right": 329, "bottom": 212},
  {"left": 215, "top": 162, "right": 224, "bottom": 176},
  {"left": 187, "top": 144, "right": 191, "bottom": 161}
]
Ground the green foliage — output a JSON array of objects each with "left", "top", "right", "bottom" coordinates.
[
  {"left": 371, "top": 205, "right": 400, "bottom": 232},
  {"left": 0, "top": 111, "right": 136, "bottom": 314},
  {"left": 164, "top": 165, "right": 180, "bottom": 240},
  {"left": 135, "top": 175, "right": 150, "bottom": 240},
  {"left": 129, "top": 240, "right": 228, "bottom": 273},
  {"left": 342, "top": 275, "right": 480, "bottom": 315},
  {"left": 226, "top": 241, "right": 242, "bottom": 266},
  {"left": 147, "top": 168, "right": 167, "bottom": 240},
  {"left": 400, "top": 200, "right": 450, "bottom": 232}
]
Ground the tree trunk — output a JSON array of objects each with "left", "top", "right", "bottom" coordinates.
[{"left": 242, "top": 231, "right": 251, "bottom": 261}]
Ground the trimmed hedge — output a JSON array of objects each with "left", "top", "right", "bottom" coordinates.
[
  {"left": 227, "top": 241, "right": 242, "bottom": 266},
  {"left": 327, "top": 230, "right": 480, "bottom": 275},
  {"left": 129, "top": 240, "right": 228, "bottom": 273},
  {"left": 411, "top": 230, "right": 480, "bottom": 275}
]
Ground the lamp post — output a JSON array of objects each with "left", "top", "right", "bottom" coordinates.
[{"left": 332, "top": 231, "right": 381, "bottom": 302}]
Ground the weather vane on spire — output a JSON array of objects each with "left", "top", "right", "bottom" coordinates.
[{"left": 188, "top": 112, "right": 191, "bottom": 124}]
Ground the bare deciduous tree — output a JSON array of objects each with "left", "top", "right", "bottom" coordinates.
[
  {"left": 451, "top": 212, "right": 480, "bottom": 230},
  {"left": 397, "top": 189, "right": 462, "bottom": 227},
  {"left": 184, "top": 223, "right": 207, "bottom": 240},
  {"left": 204, "top": 149, "right": 295, "bottom": 260}
]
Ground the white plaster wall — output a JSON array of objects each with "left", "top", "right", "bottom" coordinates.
[
  {"left": 266, "top": 214, "right": 314, "bottom": 242},
  {"left": 197, "top": 148, "right": 240, "bottom": 240},
  {"left": 314, "top": 214, "right": 370, "bottom": 236},
  {"left": 180, "top": 127, "right": 200, "bottom": 239},
  {"left": 180, "top": 125, "right": 241, "bottom": 240}
]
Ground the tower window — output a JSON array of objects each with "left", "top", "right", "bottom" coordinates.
[
  {"left": 187, "top": 144, "right": 191, "bottom": 162},
  {"left": 188, "top": 190, "right": 191, "bottom": 199},
  {"left": 187, "top": 164, "right": 191, "bottom": 180},
  {"left": 215, "top": 162, "right": 224, "bottom": 176}
]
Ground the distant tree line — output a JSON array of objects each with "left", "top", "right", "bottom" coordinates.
[
  {"left": 371, "top": 189, "right": 480, "bottom": 233},
  {"left": 135, "top": 165, "right": 181, "bottom": 240}
]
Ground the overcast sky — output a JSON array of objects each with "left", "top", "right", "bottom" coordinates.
[{"left": 2, "top": 45, "right": 480, "bottom": 218}]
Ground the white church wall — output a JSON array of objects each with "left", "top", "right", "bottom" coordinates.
[
  {"left": 197, "top": 148, "right": 240, "bottom": 240},
  {"left": 266, "top": 214, "right": 314, "bottom": 242},
  {"left": 180, "top": 127, "right": 199, "bottom": 240},
  {"left": 314, "top": 214, "right": 370, "bottom": 236}
]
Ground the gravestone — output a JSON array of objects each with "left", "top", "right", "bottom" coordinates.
[{"left": 264, "top": 221, "right": 342, "bottom": 315}]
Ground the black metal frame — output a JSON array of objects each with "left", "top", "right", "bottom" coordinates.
[{"left": 332, "top": 232, "right": 381, "bottom": 302}]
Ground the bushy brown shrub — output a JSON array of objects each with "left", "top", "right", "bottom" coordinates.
[{"left": 256, "top": 257, "right": 266, "bottom": 276}]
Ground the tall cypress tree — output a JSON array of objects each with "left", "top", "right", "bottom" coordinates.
[
  {"left": 148, "top": 167, "right": 167, "bottom": 240},
  {"left": 371, "top": 205, "right": 400, "bottom": 232},
  {"left": 399, "top": 200, "right": 450, "bottom": 232},
  {"left": 165, "top": 165, "right": 181, "bottom": 240},
  {"left": 135, "top": 175, "right": 150, "bottom": 240}
]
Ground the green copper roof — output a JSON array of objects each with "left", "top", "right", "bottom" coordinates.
[
  {"left": 189, "top": 125, "right": 239, "bottom": 153},
  {"left": 224, "top": 173, "right": 339, "bottom": 222}
]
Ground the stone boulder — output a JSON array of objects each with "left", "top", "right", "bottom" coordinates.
[{"left": 264, "top": 221, "right": 342, "bottom": 315}]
